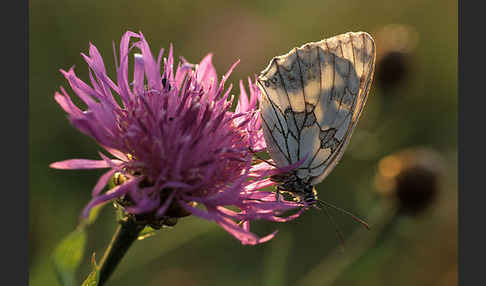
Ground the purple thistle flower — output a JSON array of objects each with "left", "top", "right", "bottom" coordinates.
[{"left": 51, "top": 31, "right": 303, "bottom": 245}]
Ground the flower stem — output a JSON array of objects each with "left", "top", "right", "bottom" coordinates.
[{"left": 98, "top": 216, "right": 145, "bottom": 286}]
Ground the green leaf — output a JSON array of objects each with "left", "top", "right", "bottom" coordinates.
[
  {"left": 83, "top": 202, "right": 107, "bottom": 226},
  {"left": 137, "top": 226, "right": 158, "bottom": 240},
  {"left": 81, "top": 270, "right": 99, "bottom": 286},
  {"left": 81, "top": 254, "right": 100, "bottom": 286},
  {"left": 52, "top": 227, "right": 87, "bottom": 286}
]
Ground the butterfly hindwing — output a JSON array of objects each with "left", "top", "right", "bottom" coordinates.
[
  {"left": 258, "top": 32, "right": 376, "bottom": 185},
  {"left": 260, "top": 94, "right": 291, "bottom": 167}
]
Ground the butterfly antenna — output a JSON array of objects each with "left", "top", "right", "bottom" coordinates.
[
  {"left": 317, "top": 199, "right": 370, "bottom": 230},
  {"left": 248, "top": 147, "right": 277, "bottom": 167},
  {"left": 321, "top": 204, "right": 345, "bottom": 251}
]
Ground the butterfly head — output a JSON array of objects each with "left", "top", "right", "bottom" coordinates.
[{"left": 302, "top": 185, "right": 318, "bottom": 206}]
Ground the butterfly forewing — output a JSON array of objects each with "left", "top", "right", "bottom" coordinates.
[{"left": 257, "top": 32, "right": 376, "bottom": 186}]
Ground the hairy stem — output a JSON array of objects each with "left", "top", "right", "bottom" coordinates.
[{"left": 98, "top": 217, "right": 145, "bottom": 286}]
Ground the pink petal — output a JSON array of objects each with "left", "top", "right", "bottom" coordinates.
[
  {"left": 253, "top": 231, "right": 277, "bottom": 244},
  {"left": 196, "top": 54, "right": 218, "bottom": 95},
  {"left": 179, "top": 201, "right": 219, "bottom": 221},
  {"left": 101, "top": 145, "right": 129, "bottom": 161},
  {"left": 97, "top": 152, "right": 124, "bottom": 168},
  {"left": 216, "top": 216, "right": 274, "bottom": 245},
  {"left": 133, "top": 53, "right": 145, "bottom": 96},
  {"left": 54, "top": 91, "right": 83, "bottom": 118},
  {"left": 236, "top": 80, "right": 249, "bottom": 113},
  {"left": 82, "top": 177, "right": 142, "bottom": 218},
  {"left": 156, "top": 191, "right": 176, "bottom": 217},
  {"left": 244, "top": 178, "right": 275, "bottom": 191},
  {"left": 137, "top": 32, "right": 162, "bottom": 91},
  {"left": 174, "top": 62, "right": 191, "bottom": 90},
  {"left": 160, "top": 181, "right": 193, "bottom": 189},
  {"left": 50, "top": 159, "right": 110, "bottom": 170},
  {"left": 125, "top": 187, "right": 161, "bottom": 215},
  {"left": 248, "top": 76, "right": 260, "bottom": 108},
  {"left": 246, "top": 207, "right": 306, "bottom": 223},
  {"left": 61, "top": 68, "right": 98, "bottom": 108},
  {"left": 200, "top": 166, "right": 249, "bottom": 205},
  {"left": 92, "top": 169, "right": 117, "bottom": 196},
  {"left": 117, "top": 32, "right": 139, "bottom": 102},
  {"left": 249, "top": 162, "right": 275, "bottom": 174}
]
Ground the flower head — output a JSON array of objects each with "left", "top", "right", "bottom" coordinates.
[
  {"left": 51, "top": 31, "right": 302, "bottom": 245},
  {"left": 374, "top": 147, "right": 444, "bottom": 215},
  {"left": 374, "top": 24, "right": 418, "bottom": 92}
]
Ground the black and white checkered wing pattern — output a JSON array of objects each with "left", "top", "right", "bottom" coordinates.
[{"left": 258, "top": 32, "right": 375, "bottom": 185}]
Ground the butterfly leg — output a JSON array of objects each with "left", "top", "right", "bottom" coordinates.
[{"left": 275, "top": 188, "right": 282, "bottom": 202}]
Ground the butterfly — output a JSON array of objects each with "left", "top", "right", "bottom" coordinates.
[{"left": 256, "top": 32, "right": 375, "bottom": 228}]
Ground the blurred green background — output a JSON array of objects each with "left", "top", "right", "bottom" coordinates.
[{"left": 30, "top": 0, "right": 457, "bottom": 285}]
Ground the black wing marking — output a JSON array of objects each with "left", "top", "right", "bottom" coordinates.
[{"left": 257, "top": 32, "right": 375, "bottom": 184}]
